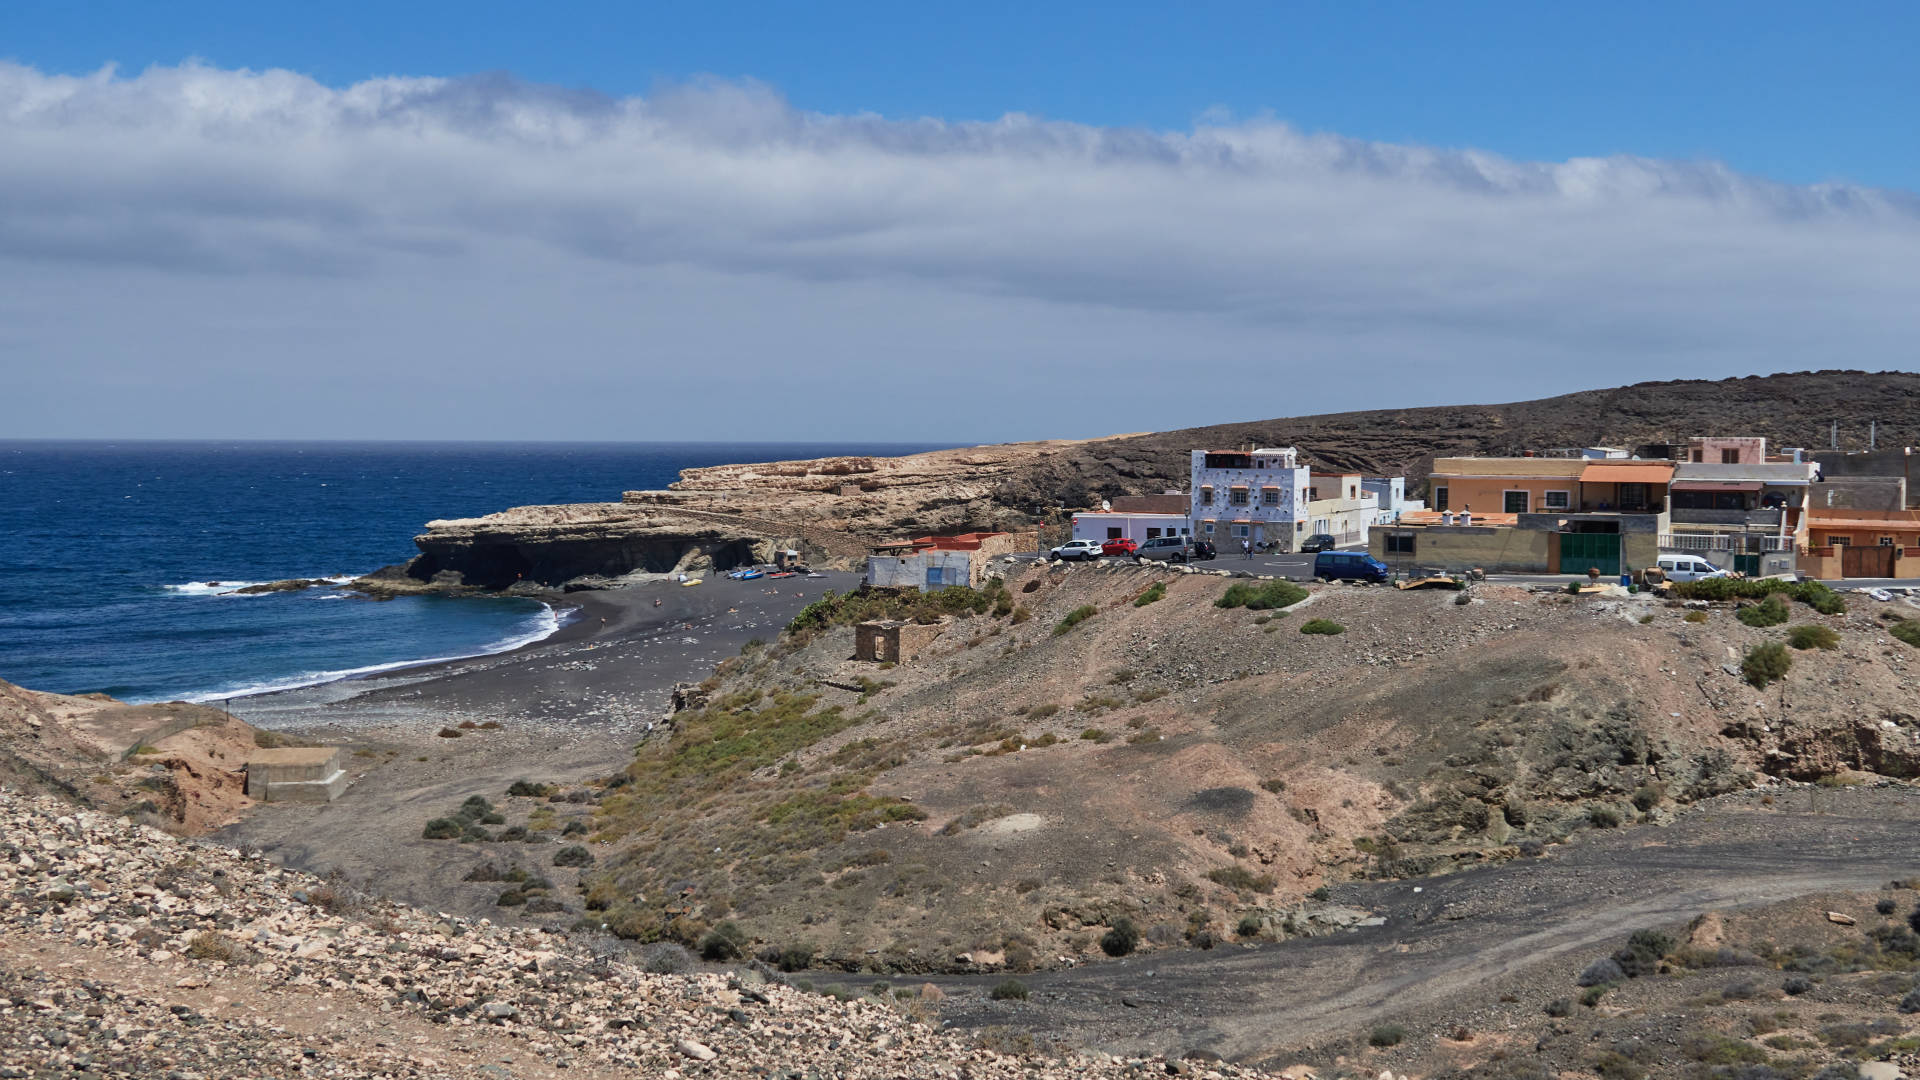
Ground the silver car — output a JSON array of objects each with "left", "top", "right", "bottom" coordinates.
[{"left": 1134, "top": 536, "right": 1193, "bottom": 563}]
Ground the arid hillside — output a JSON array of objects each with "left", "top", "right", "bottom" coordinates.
[
  {"left": 995, "top": 369, "right": 1920, "bottom": 511},
  {"left": 552, "top": 563, "right": 1920, "bottom": 978}
]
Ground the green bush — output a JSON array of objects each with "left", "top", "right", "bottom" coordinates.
[
  {"left": 1684, "top": 610, "right": 1709, "bottom": 623},
  {"left": 1133, "top": 582, "right": 1167, "bottom": 607},
  {"left": 1100, "top": 918, "right": 1140, "bottom": 957},
  {"left": 1788, "top": 624, "right": 1840, "bottom": 651},
  {"left": 789, "top": 582, "right": 1013, "bottom": 634},
  {"left": 1236, "top": 914, "right": 1264, "bottom": 938},
  {"left": 507, "top": 780, "right": 550, "bottom": 797},
  {"left": 1736, "top": 594, "right": 1790, "bottom": 627},
  {"left": 989, "top": 979, "right": 1030, "bottom": 1001},
  {"left": 422, "top": 818, "right": 462, "bottom": 840},
  {"left": 1587, "top": 804, "right": 1623, "bottom": 829},
  {"left": 457, "top": 795, "right": 495, "bottom": 819},
  {"left": 775, "top": 943, "right": 815, "bottom": 972},
  {"left": 553, "top": 844, "right": 594, "bottom": 868},
  {"left": 1892, "top": 621, "right": 1920, "bottom": 649},
  {"left": 1565, "top": 580, "right": 1584, "bottom": 595},
  {"left": 1742, "top": 642, "right": 1792, "bottom": 688},
  {"left": 698, "top": 920, "right": 749, "bottom": 961},
  {"left": 1054, "top": 605, "right": 1099, "bottom": 636},
  {"left": 1299, "top": 618, "right": 1345, "bottom": 636},
  {"left": 1217, "top": 580, "right": 1309, "bottom": 610},
  {"left": 1368, "top": 1024, "right": 1405, "bottom": 1047},
  {"left": 1671, "top": 576, "right": 1845, "bottom": 615}
]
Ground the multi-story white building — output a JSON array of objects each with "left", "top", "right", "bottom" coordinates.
[{"left": 1190, "top": 448, "right": 1310, "bottom": 551}]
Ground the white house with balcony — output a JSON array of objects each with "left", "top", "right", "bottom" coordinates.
[{"left": 1190, "top": 448, "right": 1311, "bottom": 551}]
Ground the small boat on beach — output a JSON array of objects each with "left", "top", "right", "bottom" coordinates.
[
  {"left": 681, "top": 578, "right": 703, "bottom": 587},
  {"left": 729, "top": 568, "right": 765, "bottom": 580}
]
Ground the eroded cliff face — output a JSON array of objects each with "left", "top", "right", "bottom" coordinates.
[{"left": 394, "top": 438, "right": 1123, "bottom": 589}]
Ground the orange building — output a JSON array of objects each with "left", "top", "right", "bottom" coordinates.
[{"left": 1426, "top": 457, "right": 1672, "bottom": 517}]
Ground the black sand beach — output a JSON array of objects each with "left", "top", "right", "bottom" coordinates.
[{"left": 216, "top": 571, "right": 860, "bottom": 916}]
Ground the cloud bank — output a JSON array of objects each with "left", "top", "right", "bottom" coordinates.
[{"left": 3, "top": 62, "right": 1916, "bottom": 441}]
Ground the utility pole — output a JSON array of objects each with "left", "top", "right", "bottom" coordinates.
[{"left": 1871, "top": 420, "right": 1877, "bottom": 452}]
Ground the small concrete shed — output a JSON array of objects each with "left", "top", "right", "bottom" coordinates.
[{"left": 244, "top": 747, "right": 348, "bottom": 803}]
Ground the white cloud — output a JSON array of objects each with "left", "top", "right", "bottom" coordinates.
[{"left": 2, "top": 61, "right": 1916, "bottom": 441}]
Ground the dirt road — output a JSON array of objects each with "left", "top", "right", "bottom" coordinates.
[{"left": 940, "top": 784, "right": 1920, "bottom": 1065}]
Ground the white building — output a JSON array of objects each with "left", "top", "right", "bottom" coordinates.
[
  {"left": 1190, "top": 448, "right": 1311, "bottom": 551},
  {"left": 1071, "top": 511, "right": 1192, "bottom": 546},
  {"left": 1361, "top": 476, "right": 1425, "bottom": 524}
]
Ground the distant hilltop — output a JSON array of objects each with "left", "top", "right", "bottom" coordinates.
[{"left": 387, "top": 370, "right": 1918, "bottom": 589}]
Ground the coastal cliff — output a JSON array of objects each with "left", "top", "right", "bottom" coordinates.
[{"left": 385, "top": 439, "right": 1115, "bottom": 589}]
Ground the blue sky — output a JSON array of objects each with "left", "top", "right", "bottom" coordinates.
[
  {"left": 7, "top": 1, "right": 1915, "bottom": 188},
  {"left": 0, "top": 5, "right": 1916, "bottom": 441}
]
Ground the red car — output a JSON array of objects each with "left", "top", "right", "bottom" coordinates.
[{"left": 1101, "top": 537, "right": 1139, "bottom": 556}]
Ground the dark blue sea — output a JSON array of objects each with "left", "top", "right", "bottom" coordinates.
[{"left": 0, "top": 442, "right": 945, "bottom": 703}]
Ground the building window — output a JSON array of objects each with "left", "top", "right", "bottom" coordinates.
[
  {"left": 1296, "top": 521, "right": 1307, "bottom": 532},
  {"left": 1232, "top": 524, "right": 1249, "bottom": 537},
  {"left": 1830, "top": 536, "right": 1849, "bottom": 547},
  {"left": 1349, "top": 485, "right": 1357, "bottom": 500},
  {"left": 1146, "top": 527, "right": 1161, "bottom": 538},
  {"left": 1691, "top": 449, "right": 1704, "bottom": 463},
  {"left": 1385, "top": 533, "right": 1415, "bottom": 554},
  {"left": 1881, "top": 536, "right": 1897, "bottom": 547},
  {"left": 1503, "top": 490, "right": 1529, "bottom": 514},
  {"left": 1107, "top": 527, "right": 1122, "bottom": 539},
  {"left": 1434, "top": 486, "right": 1449, "bottom": 511},
  {"left": 1199, "top": 485, "right": 1213, "bottom": 505},
  {"left": 1229, "top": 487, "right": 1250, "bottom": 506},
  {"left": 1203, "top": 521, "right": 1214, "bottom": 534},
  {"left": 1262, "top": 487, "right": 1280, "bottom": 505},
  {"left": 1543, "top": 490, "right": 1570, "bottom": 510},
  {"left": 1721, "top": 448, "right": 1740, "bottom": 464},
  {"left": 1307, "top": 487, "right": 1319, "bottom": 501}
]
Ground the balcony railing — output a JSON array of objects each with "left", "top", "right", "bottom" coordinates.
[{"left": 1660, "top": 533, "right": 1790, "bottom": 553}]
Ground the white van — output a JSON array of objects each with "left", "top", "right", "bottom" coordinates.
[{"left": 1657, "top": 554, "right": 1731, "bottom": 582}]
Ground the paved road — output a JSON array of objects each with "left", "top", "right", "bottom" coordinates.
[{"left": 937, "top": 785, "right": 1920, "bottom": 1065}]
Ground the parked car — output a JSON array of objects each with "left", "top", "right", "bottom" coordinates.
[
  {"left": 1656, "top": 554, "right": 1731, "bottom": 582},
  {"left": 1135, "top": 535, "right": 1193, "bottom": 563},
  {"left": 1050, "top": 538, "right": 1104, "bottom": 561},
  {"left": 1300, "top": 533, "right": 1340, "bottom": 552},
  {"left": 1313, "top": 551, "right": 1390, "bottom": 583},
  {"left": 1190, "top": 538, "right": 1216, "bottom": 560},
  {"left": 1101, "top": 537, "right": 1139, "bottom": 557}
]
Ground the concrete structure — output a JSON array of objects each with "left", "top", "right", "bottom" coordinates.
[
  {"left": 864, "top": 532, "right": 1021, "bottom": 590},
  {"left": 1190, "top": 448, "right": 1310, "bottom": 551},
  {"left": 1361, "top": 477, "right": 1424, "bottom": 524},
  {"left": 1428, "top": 456, "right": 1672, "bottom": 517},
  {"left": 1072, "top": 510, "right": 1192, "bottom": 546},
  {"left": 854, "top": 620, "right": 945, "bottom": 663},
  {"left": 1803, "top": 510, "right": 1920, "bottom": 580},
  {"left": 1109, "top": 493, "right": 1190, "bottom": 515},
  {"left": 1304, "top": 473, "right": 1379, "bottom": 547},
  {"left": 1810, "top": 447, "right": 1918, "bottom": 508},
  {"left": 1686, "top": 436, "right": 1769, "bottom": 465},
  {"left": 245, "top": 747, "right": 347, "bottom": 804},
  {"left": 1663, "top": 458, "right": 1814, "bottom": 575},
  {"left": 1812, "top": 476, "right": 1909, "bottom": 513}
]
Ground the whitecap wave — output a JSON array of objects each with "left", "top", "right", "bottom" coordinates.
[
  {"left": 178, "top": 602, "right": 563, "bottom": 703},
  {"left": 162, "top": 574, "right": 356, "bottom": 597}
]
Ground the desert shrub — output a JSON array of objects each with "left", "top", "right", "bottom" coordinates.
[
  {"left": 1879, "top": 898, "right": 1899, "bottom": 915},
  {"left": 1637, "top": 614, "right": 1654, "bottom": 624},
  {"left": 437, "top": 727, "right": 463, "bottom": 738},
  {"left": 1631, "top": 784, "right": 1663, "bottom": 813},
  {"left": 698, "top": 920, "right": 749, "bottom": 961},
  {"left": 1028, "top": 703, "right": 1060, "bottom": 719},
  {"left": 1080, "top": 728, "right": 1110, "bottom": 743},
  {"left": 1010, "top": 605, "right": 1032, "bottom": 625},
  {"left": 1368, "top": 1024, "right": 1405, "bottom": 1047},
  {"left": 1742, "top": 642, "right": 1792, "bottom": 688},
  {"left": 553, "top": 844, "right": 594, "bottom": 868},
  {"left": 1578, "top": 956, "right": 1625, "bottom": 986},
  {"left": 185, "top": 931, "right": 246, "bottom": 963},
  {"left": 480, "top": 812, "right": 505, "bottom": 825},
  {"left": 1133, "top": 583, "right": 1167, "bottom": 607},
  {"left": 1236, "top": 914, "right": 1264, "bottom": 939},
  {"left": 496, "top": 889, "right": 526, "bottom": 906},
  {"left": 1299, "top": 618, "right": 1344, "bottom": 635},
  {"left": 641, "top": 941, "right": 694, "bottom": 974},
  {"left": 1565, "top": 580, "right": 1584, "bottom": 595},
  {"left": 1782, "top": 975, "right": 1813, "bottom": 996},
  {"left": 498, "top": 825, "right": 528, "bottom": 842},
  {"left": 1100, "top": 918, "right": 1140, "bottom": 957},
  {"left": 1685, "top": 610, "right": 1709, "bottom": 623},
  {"left": 1590, "top": 1052, "right": 1644, "bottom": 1080},
  {"left": 989, "top": 979, "right": 1029, "bottom": 1001},
  {"left": 1581, "top": 985, "right": 1610, "bottom": 1007},
  {"left": 774, "top": 942, "right": 815, "bottom": 972},
  {"left": 1217, "top": 580, "right": 1308, "bottom": 610},
  {"left": 507, "top": 780, "right": 550, "bottom": 797},
  {"left": 1545, "top": 997, "right": 1573, "bottom": 1017},
  {"left": 1205, "top": 866, "right": 1277, "bottom": 894},
  {"left": 1900, "top": 988, "right": 1920, "bottom": 1014},
  {"left": 1671, "top": 576, "right": 1846, "bottom": 613},
  {"left": 1737, "top": 594, "right": 1791, "bottom": 627},
  {"left": 1588, "top": 804, "right": 1623, "bottom": 829},
  {"left": 1888, "top": 620, "right": 1920, "bottom": 648},
  {"left": 562, "top": 819, "right": 588, "bottom": 836},
  {"left": 1788, "top": 624, "right": 1840, "bottom": 651},
  {"left": 1613, "top": 928, "right": 1673, "bottom": 977},
  {"left": 422, "top": 818, "right": 461, "bottom": 840},
  {"left": 458, "top": 795, "right": 495, "bottom": 818},
  {"left": 1054, "top": 605, "right": 1099, "bottom": 636},
  {"left": 1260, "top": 778, "right": 1286, "bottom": 794}
]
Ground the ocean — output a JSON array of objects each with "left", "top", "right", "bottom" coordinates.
[{"left": 0, "top": 441, "right": 944, "bottom": 704}]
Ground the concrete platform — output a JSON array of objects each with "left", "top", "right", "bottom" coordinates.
[{"left": 245, "top": 746, "right": 347, "bottom": 803}]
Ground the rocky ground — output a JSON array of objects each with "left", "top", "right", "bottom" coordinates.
[{"left": 0, "top": 788, "right": 1290, "bottom": 1080}]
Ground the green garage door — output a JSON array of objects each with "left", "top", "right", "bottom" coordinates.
[{"left": 1561, "top": 533, "right": 1620, "bottom": 576}]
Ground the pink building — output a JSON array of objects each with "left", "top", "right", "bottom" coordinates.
[{"left": 1687, "top": 437, "right": 1767, "bottom": 466}]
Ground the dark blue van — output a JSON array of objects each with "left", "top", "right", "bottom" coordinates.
[{"left": 1313, "top": 551, "right": 1390, "bottom": 583}]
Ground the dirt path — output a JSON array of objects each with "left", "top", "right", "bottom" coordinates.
[{"left": 938, "top": 784, "right": 1920, "bottom": 1065}]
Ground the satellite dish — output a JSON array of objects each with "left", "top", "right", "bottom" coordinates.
[{"left": 1101, "top": 499, "right": 1111, "bottom": 512}]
